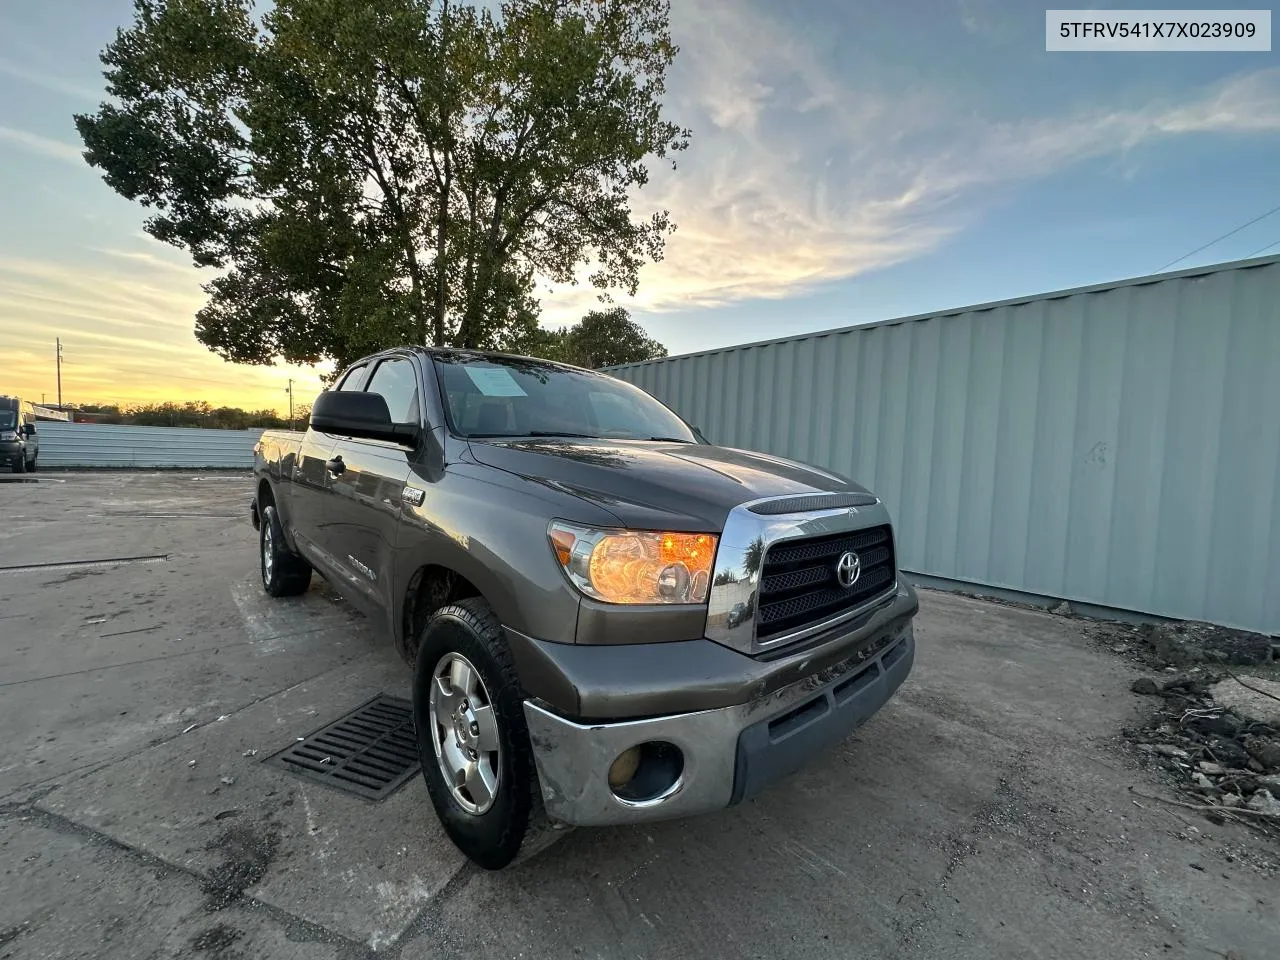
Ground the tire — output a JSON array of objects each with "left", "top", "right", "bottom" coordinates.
[
  {"left": 26, "top": 454, "right": 36, "bottom": 472},
  {"left": 12, "top": 453, "right": 25, "bottom": 474},
  {"left": 412, "top": 597, "right": 538, "bottom": 870},
  {"left": 259, "top": 502, "right": 311, "bottom": 597}
]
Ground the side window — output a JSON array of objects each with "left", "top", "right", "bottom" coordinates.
[
  {"left": 334, "top": 363, "right": 368, "bottom": 391},
  {"left": 365, "top": 357, "right": 421, "bottom": 424}
]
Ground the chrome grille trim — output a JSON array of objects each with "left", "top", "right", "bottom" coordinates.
[{"left": 703, "top": 494, "right": 897, "bottom": 656}]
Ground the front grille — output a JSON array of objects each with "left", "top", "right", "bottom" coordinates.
[{"left": 756, "top": 526, "right": 895, "bottom": 642}]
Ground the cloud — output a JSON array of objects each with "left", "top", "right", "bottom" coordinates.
[
  {"left": 0, "top": 56, "right": 100, "bottom": 102},
  {"left": 0, "top": 125, "right": 83, "bottom": 163},
  {"left": 955, "top": 0, "right": 1016, "bottom": 39},
  {"left": 1150, "top": 69, "right": 1280, "bottom": 134},
  {"left": 539, "top": 2, "right": 1280, "bottom": 323},
  {"left": 94, "top": 247, "right": 202, "bottom": 277}
]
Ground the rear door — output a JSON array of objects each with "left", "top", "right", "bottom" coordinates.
[
  {"left": 288, "top": 363, "right": 366, "bottom": 567},
  {"left": 322, "top": 354, "right": 420, "bottom": 614}
]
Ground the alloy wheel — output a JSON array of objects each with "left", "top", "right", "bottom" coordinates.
[{"left": 427, "top": 652, "right": 501, "bottom": 814}]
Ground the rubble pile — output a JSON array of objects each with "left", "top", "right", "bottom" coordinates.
[
  {"left": 1096, "top": 618, "right": 1276, "bottom": 669},
  {"left": 1127, "top": 671, "right": 1280, "bottom": 831}
]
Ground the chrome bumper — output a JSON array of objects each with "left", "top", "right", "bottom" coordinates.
[{"left": 523, "top": 618, "right": 915, "bottom": 827}]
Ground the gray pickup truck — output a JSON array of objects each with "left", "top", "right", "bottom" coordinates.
[{"left": 252, "top": 347, "right": 918, "bottom": 868}]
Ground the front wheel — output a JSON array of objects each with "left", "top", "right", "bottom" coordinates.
[
  {"left": 12, "top": 453, "right": 25, "bottom": 474},
  {"left": 26, "top": 454, "right": 36, "bottom": 472},
  {"left": 412, "top": 597, "right": 538, "bottom": 869}
]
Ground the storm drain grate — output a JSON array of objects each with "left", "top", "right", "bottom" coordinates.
[{"left": 264, "top": 695, "right": 421, "bottom": 801}]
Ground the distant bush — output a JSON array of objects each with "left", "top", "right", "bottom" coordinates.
[{"left": 70, "top": 401, "right": 309, "bottom": 430}]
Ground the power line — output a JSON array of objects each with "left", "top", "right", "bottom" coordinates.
[
  {"left": 1155, "top": 201, "right": 1280, "bottom": 273},
  {"left": 1241, "top": 237, "right": 1280, "bottom": 260}
]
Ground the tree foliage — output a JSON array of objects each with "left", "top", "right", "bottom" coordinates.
[
  {"left": 76, "top": 0, "right": 688, "bottom": 370},
  {"left": 525, "top": 306, "right": 666, "bottom": 368}
]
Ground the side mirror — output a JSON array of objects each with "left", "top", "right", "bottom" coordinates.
[
  {"left": 23, "top": 424, "right": 35, "bottom": 436},
  {"left": 310, "top": 391, "right": 419, "bottom": 446}
]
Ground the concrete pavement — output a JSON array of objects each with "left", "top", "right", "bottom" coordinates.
[{"left": 1, "top": 472, "right": 1275, "bottom": 959}]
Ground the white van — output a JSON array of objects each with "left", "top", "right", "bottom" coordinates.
[{"left": 0, "top": 396, "right": 39, "bottom": 472}]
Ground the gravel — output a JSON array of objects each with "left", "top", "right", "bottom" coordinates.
[{"left": 1123, "top": 670, "right": 1280, "bottom": 836}]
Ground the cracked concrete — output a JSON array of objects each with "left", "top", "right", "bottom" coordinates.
[{"left": 2, "top": 472, "right": 1277, "bottom": 959}]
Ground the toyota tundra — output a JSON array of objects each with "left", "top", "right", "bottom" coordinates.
[{"left": 251, "top": 347, "right": 918, "bottom": 868}]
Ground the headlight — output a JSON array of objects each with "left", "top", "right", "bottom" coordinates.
[
  {"left": 0, "top": 431, "right": 16, "bottom": 441},
  {"left": 548, "top": 521, "right": 718, "bottom": 605}
]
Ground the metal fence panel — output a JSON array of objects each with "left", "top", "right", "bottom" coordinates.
[
  {"left": 37, "top": 422, "right": 264, "bottom": 469},
  {"left": 609, "top": 255, "right": 1280, "bottom": 635}
]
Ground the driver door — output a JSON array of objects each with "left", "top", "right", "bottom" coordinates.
[{"left": 321, "top": 355, "right": 420, "bottom": 617}]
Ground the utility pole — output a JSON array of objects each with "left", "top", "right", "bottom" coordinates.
[
  {"left": 56, "top": 338, "right": 63, "bottom": 409},
  {"left": 285, "top": 379, "right": 295, "bottom": 430}
]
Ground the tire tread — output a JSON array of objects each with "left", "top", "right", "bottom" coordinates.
[
  {"left": 260, "top": 502, "right": 311, "bottom": 597},
  {"left": 414, "top": 597, "right": 540, "bottom": 869}
]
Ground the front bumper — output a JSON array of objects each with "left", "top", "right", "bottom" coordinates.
[
  {"left": 523, "top": 616, "right": 915, "bottom": 826},
  {"left": 0, "top": 440, "right": 21, "bottom": 464}
]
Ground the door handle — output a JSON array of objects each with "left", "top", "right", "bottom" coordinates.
[{"left": 325, "top": 456, "right": 345, "bottom": 476}]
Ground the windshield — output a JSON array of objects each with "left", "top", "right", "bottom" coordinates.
[
  {"left": 0, "top": 410, "right": 16, "bottom": 430},
  {"left": 433, "top": 354, "right": 697, "bottom": 443}
]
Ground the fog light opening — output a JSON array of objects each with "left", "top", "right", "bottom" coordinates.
[
  {"left": 609, "top": 741, "right": 685, "bottom": 804},
  {"left": 608, "top": 747, "right": 641, "bottom": 788}
]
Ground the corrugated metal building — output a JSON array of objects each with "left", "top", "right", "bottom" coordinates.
[
  {"left": 36, "top": 422, "right": 264, "bottom": 469},
  {"left": 610, "top": 255, "right": 1280, "bottom": 635}
]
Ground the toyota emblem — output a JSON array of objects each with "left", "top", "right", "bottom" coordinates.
[{"left": 835, "top": 551, "right": 861, "bottom": 589}]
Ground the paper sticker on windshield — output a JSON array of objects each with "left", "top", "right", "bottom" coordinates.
[{"left": 465, "top": 366, "right": 527, "bottom": 397}]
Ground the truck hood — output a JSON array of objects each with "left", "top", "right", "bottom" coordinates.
[{"left": 466, "top": 438, "right": 870, "bottom": 530}]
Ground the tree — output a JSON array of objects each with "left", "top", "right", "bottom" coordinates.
[
  {"left": 75, "top": 0, "right": 689, "bottom": 372},
  {"left": 564, "top": 306, "right": 667, "bottom": 368},
  {"left": 520, "top": 306, "right": 666, "bottom": 367}
]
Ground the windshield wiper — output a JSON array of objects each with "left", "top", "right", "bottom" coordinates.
[{"left": 646, "top": 436, "right": 694, "bottom": 443}]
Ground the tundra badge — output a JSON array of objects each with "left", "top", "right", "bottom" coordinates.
[{"left": 347, "top": 555, "right": 377, "bottom": 582}]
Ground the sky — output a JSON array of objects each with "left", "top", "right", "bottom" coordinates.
[{"left": 1, "top": 1, "right": 1278, "bottom": 413}]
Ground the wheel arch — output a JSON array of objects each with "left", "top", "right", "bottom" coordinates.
[
  {"left": 254, "top": 475, "right": 302, "bottom": 553},
  {"left": 399, "top": 563, "right": 485, "bottom": 664},
  {"left": 256, "top": 476, "right": 276, "bottom": 507}
]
